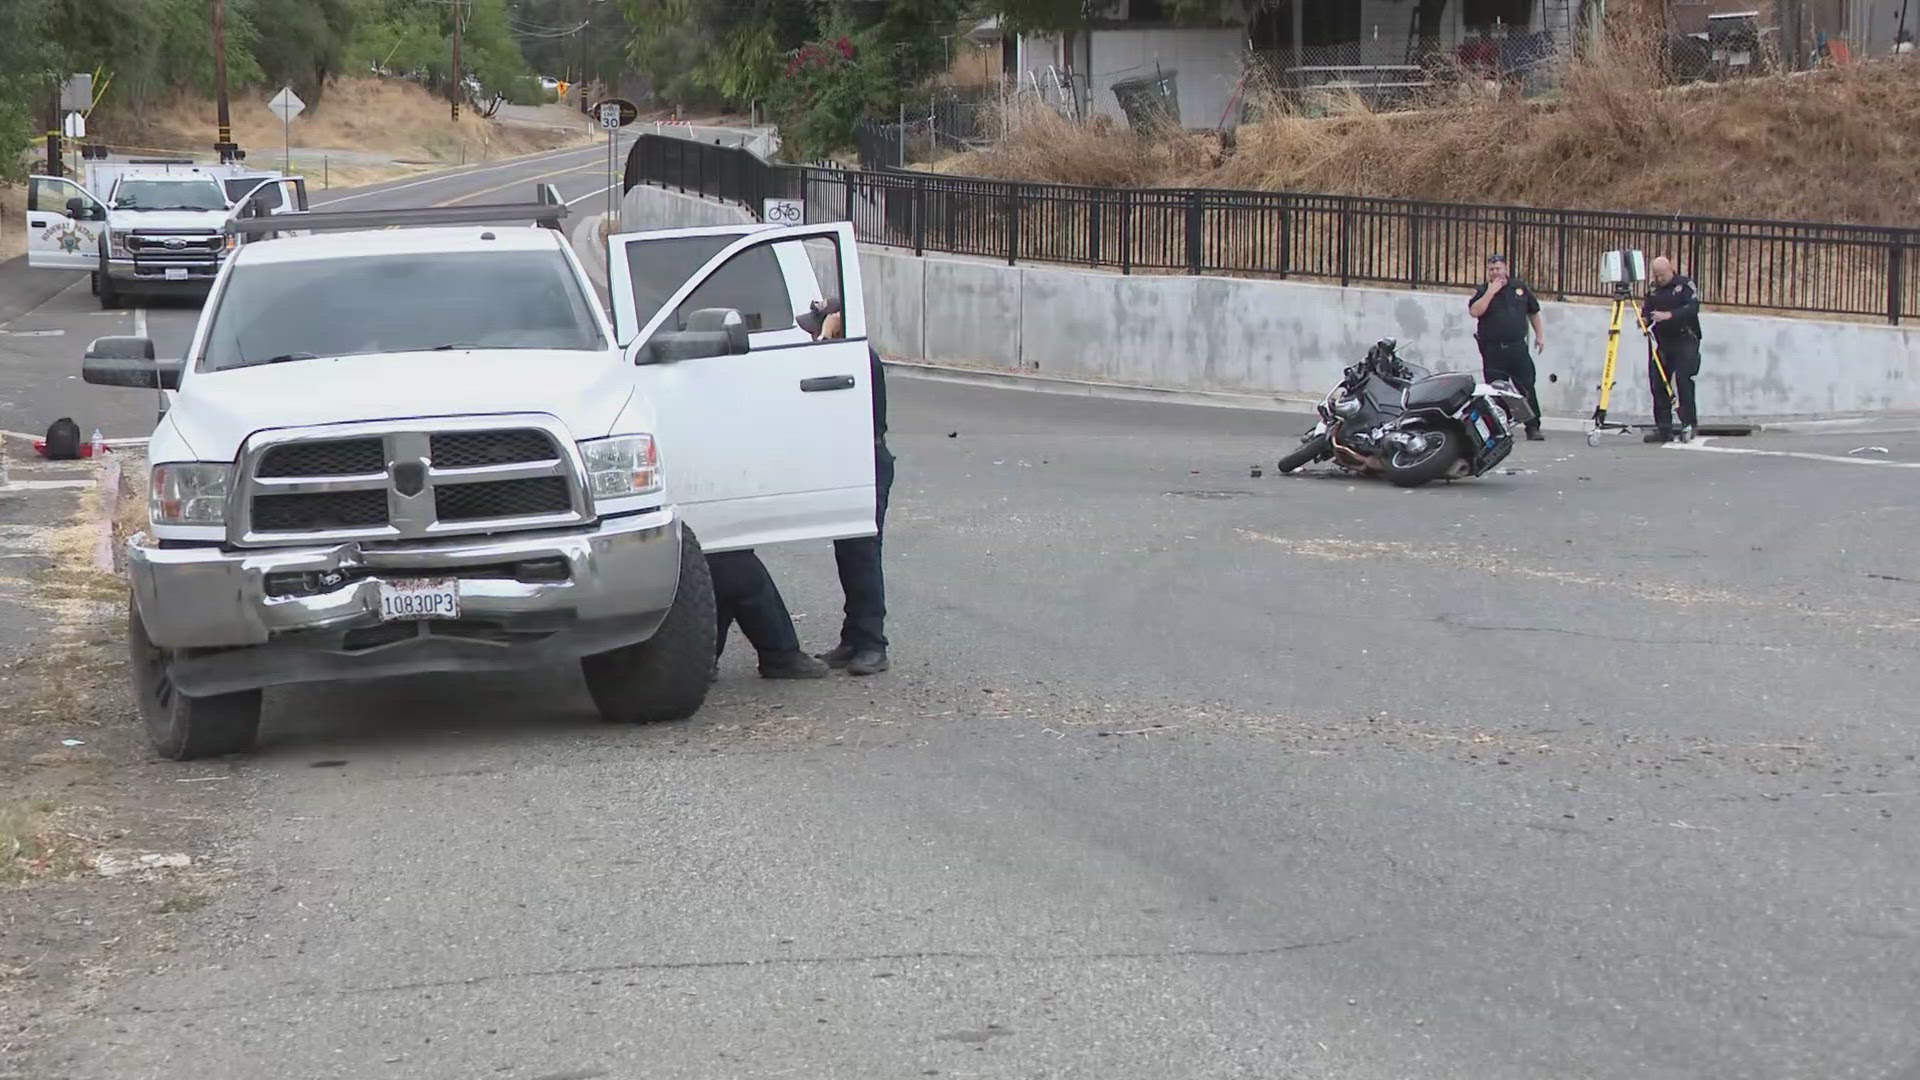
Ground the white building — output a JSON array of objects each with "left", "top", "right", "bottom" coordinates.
[{"left": 1012, "top": 0, "right": 1599, "bottom": 128}]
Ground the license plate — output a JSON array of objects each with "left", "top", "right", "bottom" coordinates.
[
  {"left": 1473, "top": 412, "right": 1496, "bottom": 443},
  {"left": 377, "top": 578, "right": 460, "bottom": 621},
  {"left": 164, "top": 267, "right": 188, "bottom": 281}
]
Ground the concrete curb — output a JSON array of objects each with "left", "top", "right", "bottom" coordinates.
[
  {"left": 93, "top": 457, "right": 122, "bottom": 573},
  {"left": 1753, "top": 414, "right": 1920, "bottom": 435},
  {"left": 570, "top": 210, "right": 612, "bottom": 309}
]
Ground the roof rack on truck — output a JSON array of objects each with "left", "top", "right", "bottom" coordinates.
[{"left": 226, "top": 182, "right": 568, "bottom": 241}]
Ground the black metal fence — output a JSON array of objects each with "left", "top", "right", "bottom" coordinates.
[{"left": 625, "top": 134, "right": 1920, "bottom": 324}]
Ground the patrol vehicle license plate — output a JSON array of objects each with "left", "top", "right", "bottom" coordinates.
[
  {"left": 378, "top": 578, "right": 460, "bottom": 621},
  {"left": 164, "top": 267, "right": 188, "bottom": 281}
]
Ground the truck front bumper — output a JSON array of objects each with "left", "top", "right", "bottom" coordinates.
[
  {"left": 130, "top": 509, "right": 681, "bottom": 696},
  {"left": 105, "top": 256, "right": 223, "bottom": 295}
]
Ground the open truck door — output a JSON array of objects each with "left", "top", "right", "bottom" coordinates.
[
  {"left": 608, "top": 221, "right": 876, "bottom": 554},
  {"left": 25, "top": 176, "right": 106, "bottom": 271}
]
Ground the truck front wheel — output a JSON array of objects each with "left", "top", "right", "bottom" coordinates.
[
  {"left": 129, "top": 599, "right": 262, "bottom": 760},
  {"left": 581, "top": 526, "right": 716, "bottom": 725},
  {"left": 96, "top": 251, "right": 120, "bottom": 310}
]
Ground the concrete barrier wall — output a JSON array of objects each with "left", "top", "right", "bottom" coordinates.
[{"left": 624, "top": 184, "right": 1920, "bottom": 421}]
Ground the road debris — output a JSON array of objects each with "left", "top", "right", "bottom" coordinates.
[
  {"left": 93, "top": 852, "right": 193, "bottom": 877},
  {"left": 1848, "top": 446, "right": 1891, "bottom": 456}
]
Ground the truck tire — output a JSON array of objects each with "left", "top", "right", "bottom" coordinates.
[
  {"left": 581, "top": 525, "right": 716, "bottom": 725},
  {"left": 96, "top": 251, "right": 120, "bottom": 310},
  {"left": 128, "top": 599, "right": 262, "bottom": 760}
]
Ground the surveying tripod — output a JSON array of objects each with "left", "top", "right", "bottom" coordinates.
[{"left": 1587, "top": 282, "right": 1677, "bottom": 447}]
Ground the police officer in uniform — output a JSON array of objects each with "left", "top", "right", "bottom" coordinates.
[
  {"left": 1640, "top": 256, "right": 1703, "bottom": 443},
  {"left": 709, "top": 550, "right": 829, "bottom": 680},
  {"left": 798, "top": 298, "right": 893, "bottom": 676},
  {"left": 1467, "top": 254, "right": 1546, "bottom": 441}
]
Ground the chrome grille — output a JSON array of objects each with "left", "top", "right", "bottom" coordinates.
[
  {"left": 429, "top": 430, "right": 557, "bottom": 469},
  {"left": 126, "top": 232, "right": 223, "bottom": 254},
  {"left": 232, "top": 417, "right": 590, "bottom": 547},
  {"left": 435, "top": 476, "right": 571, "bottom": 521},
  {"left": 257, "top": 438, "right": 385, "bottom": 478}
]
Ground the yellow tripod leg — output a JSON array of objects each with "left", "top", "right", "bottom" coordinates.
[
  {"left": 1594, "top": 299, "right": 1622, "bottom": 426},
  {"left": 1637, "top": 309, "right": 1678, "bottom": 406}
]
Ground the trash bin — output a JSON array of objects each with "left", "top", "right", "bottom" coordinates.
[{"left": 1112, "top": 70, "right": 1180, "bottom": 132}]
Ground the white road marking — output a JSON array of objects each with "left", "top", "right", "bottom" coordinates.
[
  {"left": 567, "top": 184, "right": 614, "bottom": 206},
  {"left": 0, "top": 429, "right": 148, "bottom": 448},
  {"left": 1667, "top": 437, "right": 1920, "bottom": 469},
  {"left": 0, "top": 478, "right": 96, "bottom": 491},
  {"left": 133, "top": 306, "right": 148, "bottom": 338},
  {"left": 309, "top": 140, "right": 622, "bottom": 207},
  {"left": 0, "top": 329, "right": 64, "bottom": 337}
]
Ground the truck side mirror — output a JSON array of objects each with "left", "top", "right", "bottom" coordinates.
[
  {"left": 681, "top": 308, "right": 751, "bottom": 354},
  {"left": 65, "top": 196, "right": 96, "bottom": 221},
  {"left": 83, "top": 337, "right": 182, "bottom": 390}
]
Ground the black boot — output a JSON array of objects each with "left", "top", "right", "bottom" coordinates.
[
  {"left": 1643, "top": 429, "right": 1673, "bottom": 444},
  {"left": 758, "top": 651, "right": 830, "bottom": 679}
]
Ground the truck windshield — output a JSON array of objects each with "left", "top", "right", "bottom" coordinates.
[
  {"left": 199, "top": 250, "right": 607, "bottom": 370},
  {"left": 112, "top": 179, "right": 229, "bottom": 211}
]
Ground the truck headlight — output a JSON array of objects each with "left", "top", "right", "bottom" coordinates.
[
  {"left": 579, "top": 435, "right": 660, "bottom": 500},
  {"left": 108, "top": 232, "right": 130, "bottom": 258},
  {"left": 150, "top": 464, "right": 231, "bottom": 526}
]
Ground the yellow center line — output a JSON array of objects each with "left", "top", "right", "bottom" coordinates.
[{"left": 433, "top": 163, "right": 601, "bottom": 207}]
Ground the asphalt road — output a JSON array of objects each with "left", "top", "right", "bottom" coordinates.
[{"left": 7, "top": 147, "right": 1920, "bottom": 1080}]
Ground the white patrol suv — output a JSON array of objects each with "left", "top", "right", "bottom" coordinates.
[
  {"left": 81, "top": 192, "right": 876, "bottom": 758},
  {"left": 26, "top": 164, "right": 306, "bottom": 308}
]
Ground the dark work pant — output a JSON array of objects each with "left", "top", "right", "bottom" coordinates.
[
  {"left": 709, "top": 550, "right": 800, "bottom": 660},
  {"left": 1477, "top": 337, "right": 1542, "bottom": 433},
  {"left": 832, "top": 443, "right": 894, "bottom": 653},
  {"left": 1650, "top": 333, "right": 1701, "bottom": 433}
]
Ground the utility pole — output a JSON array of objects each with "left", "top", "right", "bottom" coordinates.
[
  {"left": 451, "top": 0, "right": 463, "bottom": 121},
  {"left": 45, "top": 78, "right": 62, "bottom": 179},
  {"left": 212, "top": 0, "right": 237, "bottom": 161}
]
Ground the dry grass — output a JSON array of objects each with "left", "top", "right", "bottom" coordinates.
[
  {"left": 109, "top": 78, "right": 593, "bottom": 171},
  {"left": 954, "top": 31, "right": 1920, "bottom": 229},
  {"left": 0, "top": 183, "right": 25, "bottom": 262}
]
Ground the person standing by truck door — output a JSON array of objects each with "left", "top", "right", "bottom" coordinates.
[
  {"left": 799, "top": 298, "right": 893, "bottom": 676},
  {"left": 1467, "top": 254, "right": 1546, "bottom": 441}
]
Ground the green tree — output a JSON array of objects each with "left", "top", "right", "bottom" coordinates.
[
  {"left": 43, "top": 0, "right": 263, "bottom": 123},
  {"left": 0, "top": 0, "right": 53, "bottom": 182},
  {"left": 345, "top": 0, "right": 533, "bottom": 99},
  {"left": 619, "top": 0, "right": 818, "bottom": 110},
  {"left": 252, "top": 0, "right": 355, "bottom": 108}
]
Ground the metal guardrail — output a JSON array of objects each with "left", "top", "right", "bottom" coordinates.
[{"left": 625, "top": 134, "right": 1919, "bottom": 324}]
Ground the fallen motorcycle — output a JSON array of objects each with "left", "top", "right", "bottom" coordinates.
[{"left": 1277, "top": 340, "right": 1536, "bottom": 488}]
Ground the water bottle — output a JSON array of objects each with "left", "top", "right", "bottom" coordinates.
[{"left": 89, "top": 428, "right": 105, "bottom": 458}]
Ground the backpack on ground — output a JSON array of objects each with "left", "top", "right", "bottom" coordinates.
[{"left": 44, "top": 417, "right": 81, "bottom": 460}]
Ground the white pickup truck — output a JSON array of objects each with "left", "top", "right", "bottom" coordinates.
[
  {"left": 81, "top": 192, "right": 876, "bottom": 758},
  {"left": 26, "top": 162, "right": 306, "bottom": 308}
]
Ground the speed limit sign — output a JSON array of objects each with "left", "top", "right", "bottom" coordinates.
[{"left": 762, "top": 198, "right": 803, "bottom": 225}]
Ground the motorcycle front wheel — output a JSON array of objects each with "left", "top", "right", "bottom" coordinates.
[
  {"left": 1278, "top": 433, "right": 1332, "bottom": 474},
  {"left": 1383, "top": 427, "right": 1460, "bottom": 488}
]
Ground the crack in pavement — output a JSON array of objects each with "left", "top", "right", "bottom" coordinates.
[
  {"left": 108, "top": 936, "right": 1361, "bottom": 1016},
  {"left": 1435, "top": 614, "right": 1786, "bottom": 649}
]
